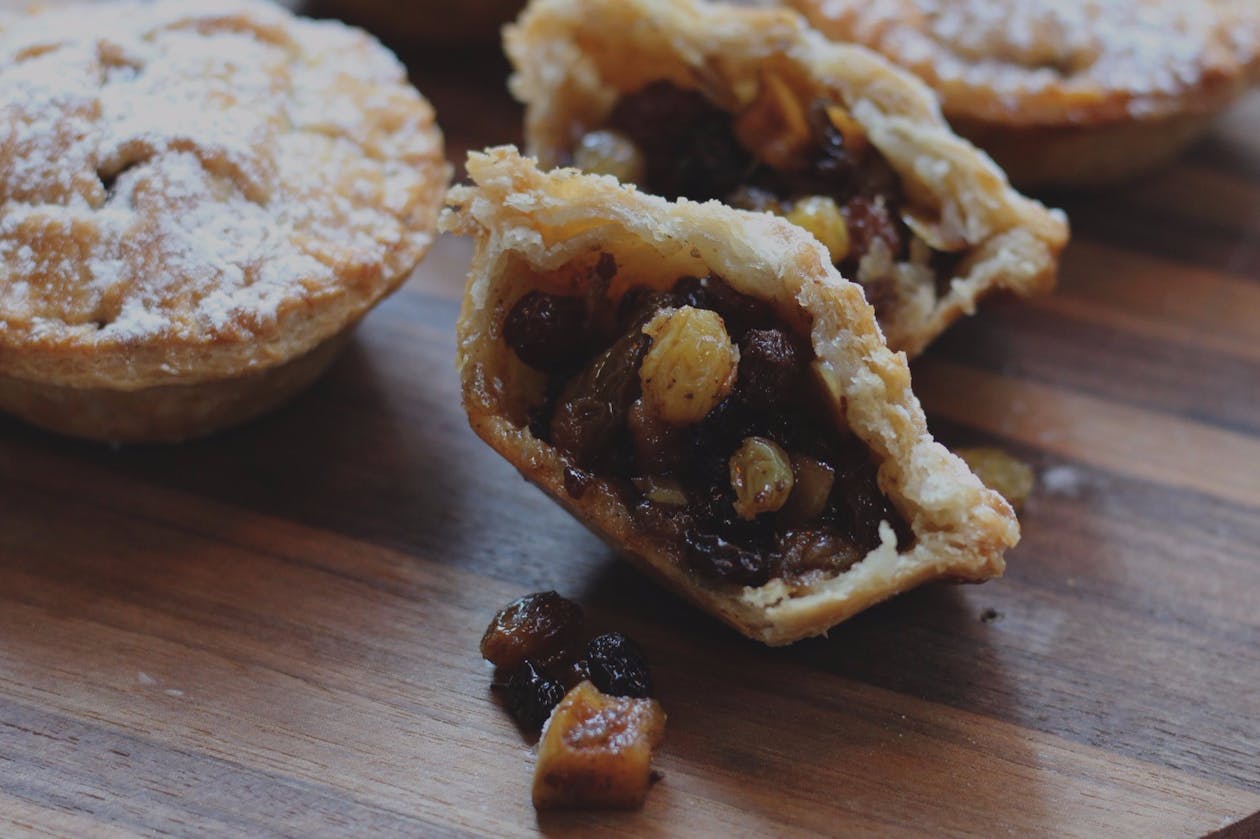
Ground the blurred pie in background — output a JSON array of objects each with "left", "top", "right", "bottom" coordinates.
[{"left": 787, "top": 0, "right": 1260, "bottom": 188}]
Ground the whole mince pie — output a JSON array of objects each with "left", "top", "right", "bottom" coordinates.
[
  {"left": 787, "top": 0, "right": 1260, "bottom": 189},
  {"left": 505, "top": 0, "right": 1068, "bottom": 357},
  {"left": 441, "top": 148, "right": 1019, "bottom": 646},
  {"left": 0, "top": 0, "right": 449, "bottom": 442}
]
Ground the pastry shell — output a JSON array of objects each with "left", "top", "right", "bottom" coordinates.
[
  {"left": 0, "top": 0, "right": 450, "bottom": 442},
  {"left": 504, "top": 0, "right": 1068, "bottom": 356},
  {"left": 441, "top": 147, "right": 1019, "bottom": 645},
  {"left": 787, "top": 0, "right": 1260, "bottom": 188}
]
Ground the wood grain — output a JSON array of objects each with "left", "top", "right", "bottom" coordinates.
[{"left": 2, "top": 17, "right": 1260, "bottom": 839}]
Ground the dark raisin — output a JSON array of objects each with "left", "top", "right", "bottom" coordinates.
[
  {"left": 627, "top": 399, "right": 683, "bottom": 476},
  {"left": 577, "top": 633, "right": 653, "bottom": 698},
  {"left": 841, "top": 195, "right": 906, "bottom": 270},
  {"left": 672, "top": 275, "right": 765, "bottom": 340},
  {"left": 617, "top": 286, "right": 681, "bottom": 331},
  {"left": 503, "top": 291, "right": 588, "bottom": 372},
  {"left": 504, "top": 659, "right": 566, "bottom": 732},
  {"left": 550, "top": 331, "right": 652, "bottom": 468},
  {"left": 480, "top": 591, "right": 585, "bottom": 672},
  {"left": 737, "top": 329, "right": 802, "bottom": 405},
  {"left": 684, "top": 529, "right": 774, "bottom": 587},
  {"left": 804, "top": 101, "right": 857, "bottom": 190},
  {"left": 608, "top": 81, "right": 752, "bottom": 201},
  {"left": 834, "top": 456, "right": 901, "bottom": 551},
  {"left": 776, "top": 529, "right": 865, "bottom": 579}
]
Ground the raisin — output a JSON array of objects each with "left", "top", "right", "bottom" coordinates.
[
  {"left": 804, "top": 101, "right": 857, "bottom": 190},
  {"left": 834, "top": 455, "right": 901, "bottom": 551},
  {"left": 616, "top": 286, "right": 681, "bottom": 331},
  {"left": 576, "top": 633, "right": 654, "bottom": 699},
  {"left": 550, "top": 331, "right": 652, "bottom": 468},
  {"left": 842, "top": 195, "right": 906, "bottom": 268},
  {"left": 609, "top": 81, "right": 752, "bottom": 201},
  {"left": 503, "top": 291, "right": 588, "bottom": 372},
  {"left": 673, "top": 275, "right": 765, "bottom": 340},
  {"left": 777, "top": 529, "right": 865, "bottom": 579},
  {"left": 684, "top": 529, "right": 774, "bottom": 587},
  {"left": 481, "top": 591, "right": 585, "bottom": 672},
  {"left": 505, "top": 659, "right": 566, "bottom": 732},
  {"left": 737, "top": 328, "right": 802, "bottom": 405},
  {"left": 627, "top": 398, "right": 683, "bottom": 475}
]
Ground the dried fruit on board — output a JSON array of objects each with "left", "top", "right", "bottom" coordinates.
[{"left": 532, "top": 680, "right": 667, "bottom": 810}]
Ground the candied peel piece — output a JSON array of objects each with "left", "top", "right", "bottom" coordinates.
[
  {"left": 955, "top": 447, "right": 1034, "bottom": 512},
  {"left": 532, "top": 680, "right": 666, "bottom": 810},
  {"left": 734, "top": 73, "right": 812, "bottom": 171}
]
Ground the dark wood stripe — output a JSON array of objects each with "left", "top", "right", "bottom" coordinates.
[
  {"left": 926, "top": 301, "right": 1260, "bottom": 436},
  {"left": 1060, "top": 204, "right": 1260, "bottom": 281}
]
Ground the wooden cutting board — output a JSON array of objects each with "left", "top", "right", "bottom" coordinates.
[{"left": 2, "top": 22, "right": 1259, "bottom": 839}]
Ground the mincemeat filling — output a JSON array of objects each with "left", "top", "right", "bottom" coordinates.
[
  {"left": 503, "top": 264, "right": 912, "bottom": 588},
  {"left": 569, "top": 80, "right": 955, "bottom": 319}
]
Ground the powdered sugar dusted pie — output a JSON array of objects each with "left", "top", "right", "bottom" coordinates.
[
  {"left": 0, "top": 0, "right": 449, "bottom": 442},
  {"left": 788, "top": 0, "right": 1260, "bottom": 187},
  {"left": 505, "top": 0, "right": 1067, "bottom": 357},
  {"left": 442, "top": 147, "right": 1018, "bottom": 645}
]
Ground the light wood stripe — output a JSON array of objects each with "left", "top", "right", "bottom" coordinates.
[{"left": 913, "top": 358, "right": 1260, "bottom": 510}]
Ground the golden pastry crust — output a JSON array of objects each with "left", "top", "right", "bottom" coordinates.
[
  {"left": 0, "top": 0, "right": 449, "bottom": 440},
  {"left": 442, "top": 147, "right": 1019, "bottom": 646},
  {"left": 505, "top": 0, "right": 1067, "bottom": 356},
  {"left": 789, "top": 0, "right": 1260, "bottom": 186}
]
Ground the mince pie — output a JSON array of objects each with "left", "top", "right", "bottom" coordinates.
[
  {"left": 0, "top": 0, "right": 449, "bottom": 442},
  {"left": 788, "top": 0, "right": 1260, "bottom": 188},
  {"left": 505, "top": 0, "right": 1067, "bottom": 356},
  {"left": 441, "top": 147, "right": 1018, "bottom": 645}
]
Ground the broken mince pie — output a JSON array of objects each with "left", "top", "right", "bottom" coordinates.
[
  {"left": 505, "top": 0, "right": 1067, "bottom": 357},
  {"left": 788, "top": 0, "right": 1260, "bottom": 188},
  {"left": 441, "top": 148, "right": 1018, "bottom": 645},
  {"left": 0, "top": 0, "right": 449, "bottom": 442}
]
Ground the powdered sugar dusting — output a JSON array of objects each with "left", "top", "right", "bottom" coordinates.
[
  {"left": 0, "top": 0, "right": 444, "bottom": 355},
  {"left": 807, "top": 0, "right": 1260, "bottom": 122}
]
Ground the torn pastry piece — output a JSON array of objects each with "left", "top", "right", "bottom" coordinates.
[
  {"left": 505, "top": 0, "right": 1068, "bottom": 356},
  {"left": 441, "top": 147, "right": 1018, "bottom": 646},
  {"left": 787, "top": 0, "right": 1260, "bottom": 188},
  {"left": 0, "top": 0, "right": 449, "bottom": 442}
]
